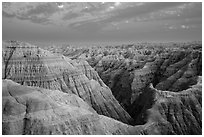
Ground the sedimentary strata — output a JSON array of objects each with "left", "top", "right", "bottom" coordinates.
[
  {"left": 2, "top": 41, "right": 133, "bottom": 124},
  {"left": 2, "top": 41, "right": 202, "bottom": 135},
  {"left": 2, "top": 79, "right": 137, "bottom": 135},
  {"left": 58, "top": 43, "right": 202, "bottom": 108}
]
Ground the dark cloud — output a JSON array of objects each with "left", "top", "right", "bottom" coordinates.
[
  {"left": 7, "top": 13, "right": 51, "bottom": 25},
  {"left": 29, "top": 16, "right": 51, "bottom": 24},
  {"left": 2, "top": 11, "right": 15, "bottom": 18},
  {"left": 62, "top": 12, "right": 81, "bottom": 20},
  {"left": 23, "top": 3, "right": 60, "bottom": 17},
  {"left": 2, "top": 3, "right": 56, "bottom": 25},
  {"left": 2, "top": 2, "right": 11, "bottom": 7}
]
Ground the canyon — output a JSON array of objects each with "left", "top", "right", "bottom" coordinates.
[{"left": 2, "top": 40, "right": 202, "bottom": 135}]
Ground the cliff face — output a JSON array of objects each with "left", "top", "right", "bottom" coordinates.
[{"left": 2, "top": 41, "right": 133, "bottom": 124}]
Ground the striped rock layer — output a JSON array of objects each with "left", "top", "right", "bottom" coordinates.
[
  {"left": 3, "top": 77, "right": 201, "bottom": 135},
  {"left": 2, "top": 41, "right": 202, "bottom": 135},
  {"left": 129, "top": 76, "right": 202, "bottom": 134},
  {"left": 79, "top": 47, "right": 201, "bottom": 106},
  {"left": 2, "top": 41, "right": 133, "bottom": 124},
  {"left": 2, "top": 79, "right": 138, "bottom": 135},
  {"left": 44, "top": 42, "right": 202, "bottom": 135}
]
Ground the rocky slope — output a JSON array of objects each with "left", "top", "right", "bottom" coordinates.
[
  {"left": 3, "top": 77, "right": 201, "bottom": 135},
  {"left": 131, "top": 50, "right": 201, "bottom": 103},
  {"left": 53, "top": 42, "right": 201, "bottom": 110},
  {"left": 129, "top": 76, "right": 202, "bottom": 134},
  {"left": 2, "top": 40, "right": 133, "bottom": 124},
  {"left": 2, "top": 41, "right": 202, "bottom": 135},
  {"left": 2, "top": 79, "right": 139, "bottom": 135}
]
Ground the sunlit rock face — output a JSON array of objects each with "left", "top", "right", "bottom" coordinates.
[
  {"left": 2, "top": 41, "right": 133, "bottom": 124},
  {"left": 2, "top": 79, "right": 139, "bottom": 135},
  {"left": 3, "top": 78, "right": 201, "bottom": 135}
]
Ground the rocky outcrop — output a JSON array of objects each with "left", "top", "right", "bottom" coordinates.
[
  {"left": 94, "top": 49, "right": 201, "bottom": 104},
  {"left": 65, "top": 43, "right": 201, "bottom": 106},
  {"left": 128, "top": 76, "right": 202, "bottom": 134},
  {"left": 155, "top": 51, "right": 201, "bottom": 92},
  {"left": 2, "top": 41, "right": 133, "bottom": 124},
  {"left": 131, "top": 55, "right": 166, "bottom": 103},
  {"left": 70, "top": 59, "right": 106, "bottom": 87},
  {"left": 3, "top": 77, "right": 201, "bottom": 135},
  {"left": 92, "top": 56, "right": 137, "bottom": 109},
  {"left": 2, "top": 79, "right": 139, "bottom": 135},
  {"left": 3, "top": 41, "right": 202, "bottom": 135}
]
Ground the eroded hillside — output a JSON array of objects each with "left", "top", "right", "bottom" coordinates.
[
  {"left": 46, "top": 42, "right": 202, "bottom": 110},
  {"left": 2, "top": 41, "right": 133, "bottom": 124},
  {"left": 2, "top": 41, "right": 202, "bottom": 135}
]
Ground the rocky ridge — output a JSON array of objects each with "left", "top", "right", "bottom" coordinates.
[
  {"left": 2, "top": 41, "right": 202, "bottom": 135},
  {"left": 52, "top": 42, "right": 202, "bottom": 109},
  {"left": 2, "top": 79, "right": 137, "bottom": 135},
  {"left": 2, "top": 40, "right": 133, "bottom": 124},
  {"left": 130, "top": 76, "right": 202, "bottom": 134},
  {"left": 3, "top": 76, "right": 201, "bottom": 134}
]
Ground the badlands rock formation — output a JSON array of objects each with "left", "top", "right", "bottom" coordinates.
[
  {"left": 54, "top": 42, "right": 201, "bottom": 110},
  {"left": 2, "top": 40, "right": 133, "bottom": 124},
  {"left": 2, "top": 41, "right": 202, "bottom": 135},
  {"left": 3, "top": 76, "right": 201, "bottom": 135},
  {"left": 130, "top": 76, "right": 202, "bottom": 134},
  {"left": 2, "top": 79, "right": 138, "bottom": 135}
]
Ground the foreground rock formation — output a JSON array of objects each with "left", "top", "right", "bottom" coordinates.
[
  {"left": 3, "top": 77, "right": 201, "bottom": 135},
  {"left": 2, "top": 79, "right": 138, "bottom": 135},
  {"left": 2, "top": 41, "right": 133, "bottom": 124}
]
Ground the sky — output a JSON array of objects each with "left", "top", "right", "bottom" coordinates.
[{"left": 2, "top": 2, "right": 202, "bottom": 43}]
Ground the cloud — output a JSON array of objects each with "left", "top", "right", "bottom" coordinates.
[
  {"left": 146, "top": 2, "right": 202, "bottom": 22},
  {"left": 2, "top": 2, "right": 202, "bottom": 31},
  {"left": 69, "top": 2, "right": 188, "bottom": 29},
  {"left": 2, "top": 2, "right": 60, "bottom": 25},
  {"left": 23, "top": 3, "right": 60, "bottom": 17},
  {"left": 29, "top": 16, "right": 51, "bottom": 24},
  {"left": 62, "top": 12, "right": 81, "bottom": 20},
  {"left": 2, "top": 2, "right": 185, "bottom": 26},
  {"left": 167, "top": 24, "right": 196, "bottom": 30},
  {"left": 104, "top": 3, "right": 185, "bottom": 21},
  {"left": 2, "top": 11, "right": 15, "bottom": 18}
]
